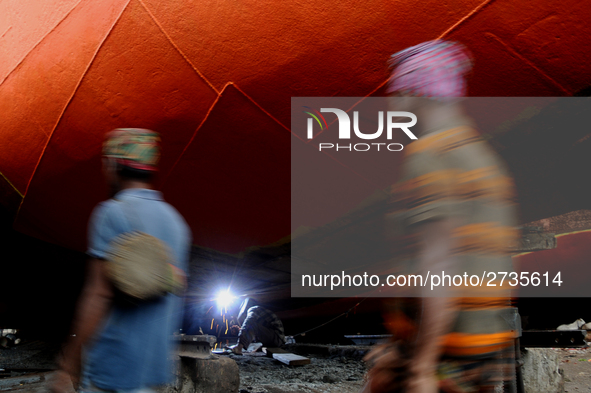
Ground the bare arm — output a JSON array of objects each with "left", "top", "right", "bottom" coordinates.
[{"left": 53, "top": 258, "right": 113, "bottom": 391}]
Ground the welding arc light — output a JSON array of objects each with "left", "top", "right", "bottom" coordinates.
[{"left": 214, "top": 289, "right": 236, "bottom": 310}]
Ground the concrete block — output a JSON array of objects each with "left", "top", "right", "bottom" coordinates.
[
  {"left": 177, "top": 334, "right": 216, "bottom": 358},
  {"left": 521, "top": 348, "right": 564, "bottom": 393},
  {"left": 179, "top": 355, "right": 239, "bottom": 393}
]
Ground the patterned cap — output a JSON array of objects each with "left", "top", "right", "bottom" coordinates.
[
  {"left": 387, "top": 40, "right": 473, "bottom": 98},
  {"left": 103, "top": 128, "right": 161, "bottom": 171}
]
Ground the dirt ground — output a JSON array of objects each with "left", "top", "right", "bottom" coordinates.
[
  {"left": 555, "top": 346, "right": 591, "bottom": 392},
  {"left": 7, "top": 345, "right": 591, "bottom": 392},
  {"left": 229, "top": 347, "right": 368, "bottom": 393},
  {"left": 232, "top": 345, "right": 591, "bottom": 393}
]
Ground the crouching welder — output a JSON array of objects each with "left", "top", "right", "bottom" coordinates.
[{"left": 229, "top": 298, "right": 285, "bottom": 355}]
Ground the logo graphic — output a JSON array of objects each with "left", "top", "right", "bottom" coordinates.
[
  {"left": 304, "top": 107, "right": 418, "bottom": 152},
  {"left": 302, "top": 106, "right": 328, "bottom": 138}
]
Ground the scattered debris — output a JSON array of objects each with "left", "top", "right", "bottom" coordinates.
[
  {"left": 0, "top": 330, "right": 21, "bottom": 349},
  {"left": 557, "top": 319, "right": 586, "bottom": 331},
  {"left": 554, "top": 346, "right": 591, "bottom": 392},
  {"left": 0, "top": 335, "right": 20, "bottom": 349},
  {"left": 263, "top": 347, "right": 289, "bottom": 357},
  {"left": 231, "top": 344, "right": 368, "bottom": 393}
]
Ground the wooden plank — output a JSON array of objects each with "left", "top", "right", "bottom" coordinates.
[{"left": 272, "top": 353, "right": 311, "bottom": 366}]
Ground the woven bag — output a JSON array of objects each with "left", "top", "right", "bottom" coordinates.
[{"left": 105, "top": 201, "right": 185, "bottom": 301}]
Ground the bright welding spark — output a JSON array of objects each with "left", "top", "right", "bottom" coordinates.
[{"left": 214, "top": 289, "right": 236, "bottom": 312}]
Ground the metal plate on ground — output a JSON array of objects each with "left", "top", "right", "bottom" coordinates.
[{"left": 272, "top": 353, "right": 311, "bottom": 366}]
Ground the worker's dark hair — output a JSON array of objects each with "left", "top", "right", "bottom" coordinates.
[{"left": 117, "top": 164, "right": 155, "bottom": 182}]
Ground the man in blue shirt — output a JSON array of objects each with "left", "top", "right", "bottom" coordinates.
[{"left": 52, "top": 129, "right": 191, "bottom": 393}]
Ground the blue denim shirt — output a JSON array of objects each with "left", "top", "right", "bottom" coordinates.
[{"left": 84, "top": 189, "right": 191, "bottom": 390}]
